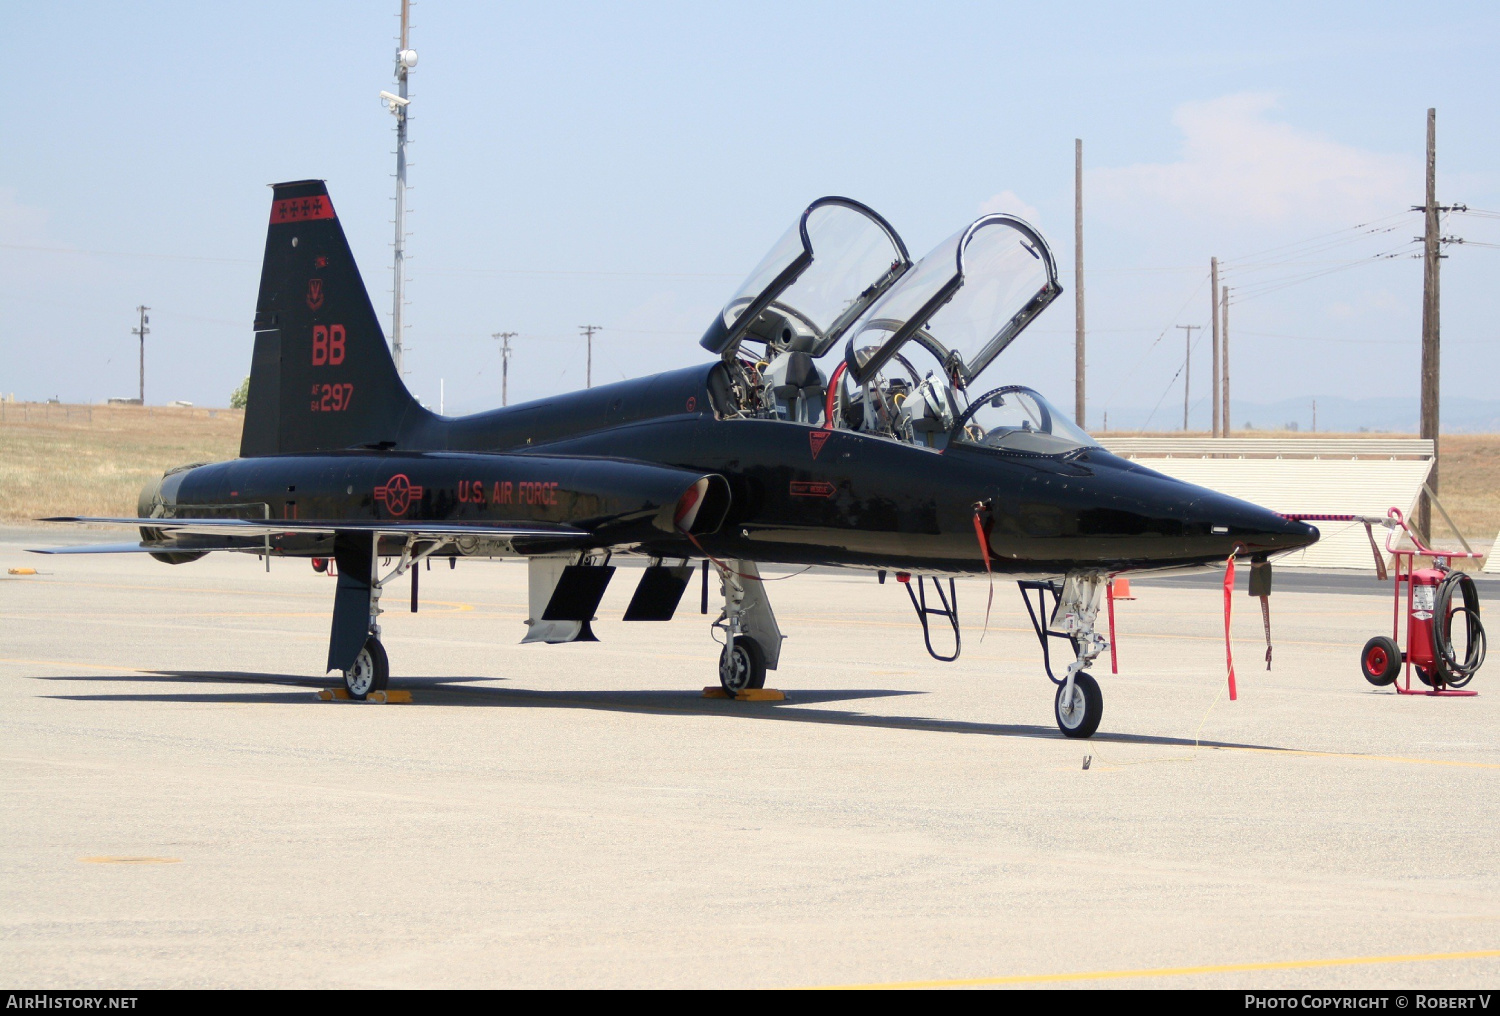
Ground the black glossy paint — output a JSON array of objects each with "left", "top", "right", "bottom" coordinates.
[{"left": 143, "top": 180, "right": 1318, "bottom": 577}]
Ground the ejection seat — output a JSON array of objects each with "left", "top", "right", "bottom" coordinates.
[{"left": 763, "top": 345, "right": 826, "bottom": 424}]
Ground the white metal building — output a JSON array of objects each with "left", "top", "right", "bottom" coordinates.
[{"left": 1101, "top": 438, "right": 1435, "bottom": 571}]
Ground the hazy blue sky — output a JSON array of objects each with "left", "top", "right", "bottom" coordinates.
[{"left": 3, "top": 1, "right": 1497, "bottom": 428}]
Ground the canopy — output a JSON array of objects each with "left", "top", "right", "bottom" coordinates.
[
  {"left": 843, "top": 214, "right": 1061, "bottom": 386},
  {"left": 700, "top": 197, "right": 911, "bottom": 358}
]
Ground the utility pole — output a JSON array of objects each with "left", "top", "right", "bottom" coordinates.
[
  {"left": 385, "top": 0, "right": 418, "bottom": 376},
  {"left": 1176, "top": 325, "right": 1199, "bottom": 431},
  {"left": 1074, "top": 138, "right": 1085, "bottom": 428},
  {"left": 580, "top": 325, "right": 601, "bottom": 388},
  {"left": 1221, "top": 285, "right": 1231, "bottom": 438},
  {"left": 1210, "top": 257, "right": 1220, "bottom": 437},
  {"left": 131, "top": 305, "right": 150, "bottom": 404},
  {"left": 493, "top": 331, "right": 516, "bottom": 406},
  {"left": 1417, "top": 107, "right": 1441, "bottom": 541}
]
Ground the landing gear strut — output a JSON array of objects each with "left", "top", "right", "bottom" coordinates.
[
  {"left": 1020, "top": 572, "right": 1109, "bottom": 738},
  {"left": 334, "top": 534, "right": 450, "bottom": 699},
  {"left": 710, "top": 558, "right": 781, "bottom": 696}
]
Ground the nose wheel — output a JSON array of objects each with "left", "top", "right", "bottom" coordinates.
[
  {"left": 344, "top": 636, "right": 389, "bottom": 700},
  {"left": 1055, "top": 671, "right": 1103, "bottom": 738}
]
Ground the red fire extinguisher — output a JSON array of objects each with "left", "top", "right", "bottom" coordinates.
[{"left": 1404, "top": 568, "right": 1444, "bottom": 675}]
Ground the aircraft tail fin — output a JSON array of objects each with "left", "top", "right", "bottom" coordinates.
[{"left": 240, "top": 180, "right": 430, "bottom": 457}]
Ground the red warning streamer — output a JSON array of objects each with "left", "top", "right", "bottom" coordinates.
[
  {"left": 972, "top": 504, "right": 994, "bottom": 639},
  {"left": 1223, "top": 551, "right": 1238, "bottom": 701}
]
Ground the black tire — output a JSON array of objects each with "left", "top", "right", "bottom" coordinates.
[
  {"left": 1054, "top": 671, "right": 1103, "bottom": 739},
  {"left": 311, "top": 557, "right": 328, "bottom": 573},
  {"left": 1360, "top": 635, "right": 1401, "bottom": 686},
  {"left": 344, "top": 637, "right": 390, "bottom": 700},
  {"left": 719, "top": 635, "right": 767, "bottom": 696},
  {"left": 1416, "top": 665, "right": 1436, "bottom": 688}
]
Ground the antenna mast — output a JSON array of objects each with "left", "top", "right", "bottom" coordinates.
[{"left": 387, "top": 1, "right": 417, "bottom": 375}]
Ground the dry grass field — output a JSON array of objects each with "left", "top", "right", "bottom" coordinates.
[
  {"left": 0, "top": 403, "right": 242, "bottom": 523},
  {"left": 2, "top": 406, "right": 1497, "bottom": 547}
]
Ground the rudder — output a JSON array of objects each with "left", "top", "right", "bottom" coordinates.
[{"left": 240, "top": 180, "right": 429, "bottom": 457}]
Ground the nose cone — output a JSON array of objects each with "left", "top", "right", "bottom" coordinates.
[{"left": 1191, "top": 491, "right": 1320, "bottom": 556}]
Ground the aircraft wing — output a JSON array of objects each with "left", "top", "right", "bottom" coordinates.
[
  {"left": 30, "top": 541, "right": 255, "bottom": 555},
  {"left": 31, "top": 516, "right": 589, "bottom": 551}
]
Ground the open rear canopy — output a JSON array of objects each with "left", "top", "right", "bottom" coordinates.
[
  {"left": 843, "top": 214, "right": 1061, "bottom": 387},
  {"left": 700, "top": 197, "right": 910, "bottom": 359}
]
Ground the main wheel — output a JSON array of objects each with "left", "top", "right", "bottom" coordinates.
[
  {"left": 1360, "top": 635, "right": 1401, "bottom": 686},
  {"left": 344, "top": 636, "right": 389, "bottom": 701},
  {"left": 1055, "top": 671, "right": 1103, "bottom": 739},
  {"left": 719, "top": 635, "right": 766, "bottom": 696}
]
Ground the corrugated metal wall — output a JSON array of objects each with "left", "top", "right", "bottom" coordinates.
[{"left": 1103, "top": 440, "right": 1434, "bottom": 571}]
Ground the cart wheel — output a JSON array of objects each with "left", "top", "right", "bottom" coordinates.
[
  {"left": 1360, "top": 635, "right": 1401, "bottom": 686},
  {"left": 1415, "top": 665, "right": 1437, "bottom": 688}
]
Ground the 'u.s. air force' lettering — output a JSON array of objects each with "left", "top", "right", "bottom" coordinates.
[
  {"left": 373, "top": 476, "right": 562, "bottom": 516},
  {"left": 457, "top": 480, "right": 560, "bottom": 506}
]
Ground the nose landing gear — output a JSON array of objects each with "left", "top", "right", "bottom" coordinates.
[{"left": 1021, "top": 573, "right": 1110, "bottom": 738}]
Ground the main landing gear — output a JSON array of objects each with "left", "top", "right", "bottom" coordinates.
[
  {"left": 1020, "top": 572, "right": 1109, "bottom": 738},
  {"left": 344, "top": 636, "right": 390, "bottom": 700},
  {"left": 710, "top": 558, "right": 783, "bottom": 696},
  {"left": 333, "top": 535, "right": 450, "bottom": 700}
]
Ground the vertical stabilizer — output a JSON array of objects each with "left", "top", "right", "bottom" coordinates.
[{"left": 240, "top": 180, "right": 430, "bottom": 457}]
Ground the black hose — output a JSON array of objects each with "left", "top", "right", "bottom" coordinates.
[{"left": 1433, "top": 571, "right": 1486, "bottom": 688}]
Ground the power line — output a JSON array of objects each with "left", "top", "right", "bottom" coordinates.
[{"left": 1219, "top": 210, "right": 1414, "bottom": 266}]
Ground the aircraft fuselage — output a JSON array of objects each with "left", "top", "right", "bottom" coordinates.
[{"left": 147, "top": 364, "right": 1317, "bottom": 576}]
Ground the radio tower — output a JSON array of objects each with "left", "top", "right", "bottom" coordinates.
[{"left": 384, "top": 1, "right": 418, "bottom": 375}]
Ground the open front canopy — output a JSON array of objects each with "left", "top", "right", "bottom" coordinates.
[
  {"left": 843, "top": 214, "right": 1061, "bottom": 387},
  {"left": 700, "top": 197, "right": 911, "bottom": 359}
]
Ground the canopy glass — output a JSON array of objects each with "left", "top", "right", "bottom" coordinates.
[
  {"left": 843, "top": 214, "right": 1061, "bottom": 387},
  {"left": 950, "top": 385, "right": 1097, "bottom": 456},
  {"left": 700, "top": 198, "right": 910, "bottom": 359}
]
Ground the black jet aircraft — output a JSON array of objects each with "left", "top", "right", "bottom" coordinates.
[{"left": 39, "top": 180, "right": 1318, "bottom": 737}]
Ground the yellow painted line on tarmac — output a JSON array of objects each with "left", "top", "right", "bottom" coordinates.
[
  {"left": 813, "top": 947, "right": 1500, "bottom": 989},
  {"left": 79, "top": 856, "right": 181, "bottom": 865}
]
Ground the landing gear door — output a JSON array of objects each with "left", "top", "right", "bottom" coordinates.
[
  {"left": 700, "top": 197, "right": 911, "bottom": 360},
  {"left": 844, "top": 214, "right": 1061, "bottom": 388}
]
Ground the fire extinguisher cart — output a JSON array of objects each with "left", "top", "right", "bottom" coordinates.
[{"left": 1360, "top": 507, "right": 1486, "bottom": 696}]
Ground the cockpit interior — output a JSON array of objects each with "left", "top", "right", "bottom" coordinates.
[{"left": 702, "top": 197, "right": 1095, "bottom": 457}]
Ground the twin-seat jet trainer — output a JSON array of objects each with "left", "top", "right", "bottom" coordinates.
[{"left": 39, "top": 181, "right": 1319, "bottom": 737}]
